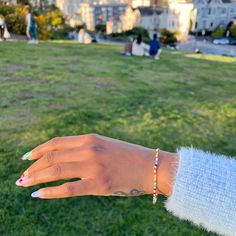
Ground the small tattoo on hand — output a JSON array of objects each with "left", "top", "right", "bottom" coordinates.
[{"left": 113, "top": 189, "right": 145, "bottom": 196}]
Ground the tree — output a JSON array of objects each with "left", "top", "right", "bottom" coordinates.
[
  {"left": 160, "top": 28, "right": 177, "bottom": 45},
  {"left": 0, "top": 3, "right": 68, "bottom": 40},
  {"left": 95, "top": 24, "right": 106, "bottom": 34},
  {"left": 230, "top": 25, "right": 236, "bottom": 38},
  {"left": 212, "top": 28, "right": 225, "bottom": 37},
  {"left": 4, "top": 5, "right": 27, "bottom": 35}
]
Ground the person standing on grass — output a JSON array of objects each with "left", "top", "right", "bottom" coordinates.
[
  {"left": 25, "top": 8, "right": 38, "bottom": 44},
  {"left": 0, "top": 15, "right": 6, "bottom": 41},
  {"left": 16, "top": 134, "right": 236, "bottom": 236},
  {"left": 149, "top": 33, "right": 161, "bottom": 60}
]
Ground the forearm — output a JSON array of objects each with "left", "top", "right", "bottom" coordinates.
[{"left": 165, "top": 147, "right": 236, "bottom": 236}]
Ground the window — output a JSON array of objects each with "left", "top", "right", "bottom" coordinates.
[
  {"left": 172, "top": 20, "right": 175, "bottom": 27},
  {"left": 203, "top": 20, "right": 207, "bottom": 29},
  {"left": 197, "top": 9, "right": 201, "bottom": 16},
  {"left": 210, "top": 22, "right": 213, "bottom": 27},
  {"left": 201, "top": 8, "right": 207, "bottom": 17},
  {"left": 195, "top": 21, "right": 198, "bottom": 29},
  {"left": 208, "top": 8, "right": 211, "bottom": 15}
]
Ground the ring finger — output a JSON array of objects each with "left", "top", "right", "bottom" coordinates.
[{"left": 23, "top": 146, "right": 90, "bottom": 177}]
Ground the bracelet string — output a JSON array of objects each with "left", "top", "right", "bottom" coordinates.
[{"left": 153, "top": 148, "right": 159, "bottom": 204}]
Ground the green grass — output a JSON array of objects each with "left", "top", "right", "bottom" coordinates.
[
  {"left": 185, "top": 53, "right": 236, "bottom": 63},
  {"left": 0, "top": 41, "right": 236, "bottom": 236}
]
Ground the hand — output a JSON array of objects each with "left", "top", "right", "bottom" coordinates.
[{"left": 16, "top": 134, "right": 178, "bottom": 199}]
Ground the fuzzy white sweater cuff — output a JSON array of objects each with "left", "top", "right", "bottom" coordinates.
[{"left": 165, "top": 147, "right": 236, "bottom": 236}]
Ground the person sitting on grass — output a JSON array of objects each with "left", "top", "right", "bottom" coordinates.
[
  {"left": 16, "top": 134, "right": 236, "bottom": 236},
  {"left": 132, "top": 34, "right": 149, "bottom": 56},
  {"left": 78, "top": 28, "right": 92, "bottom": 44},
  {"left": 25, "top": 8, "right": 38, "bottom": 44},
  {"left": 149, "top": 33, "right": 161, "bottom": 60},
  {"left": 121, "top": 37, "right": 133, "bottom": 56}
]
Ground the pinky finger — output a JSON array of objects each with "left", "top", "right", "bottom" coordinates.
[{"left": 31, "top": 179, "right": 96, "bottom": 199}]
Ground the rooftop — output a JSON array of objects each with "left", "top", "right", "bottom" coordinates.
[{"left": 137, "top": 7, "right": 163, "bottom": 16}]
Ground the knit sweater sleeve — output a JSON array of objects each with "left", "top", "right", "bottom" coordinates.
[{"left": 165, "top": 147, "right": 236, "bottom": 236}]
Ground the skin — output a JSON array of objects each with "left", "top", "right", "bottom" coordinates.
[
  {"left": 25, "top": 9, "right": 31, "bottom": 40},
  {"left": 16, "top": 134, "right": 179, "bottom": 199}
]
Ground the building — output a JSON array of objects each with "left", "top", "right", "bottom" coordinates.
[
  {"left": 120, "top": 6, "right": 140, "bottom": 31},
  {"left": 132, "top": 0, "right": 153, "bottom": 7},
  {"left": 190, "top": 0, "right": 236, "bottom": 32},
  {"left": 137, "top": 0, "right": 236, "bottom": 36},
  {"left": 137, "top": 7, "right": 161, "bottom": 33},
  {"left": 137, "top": 6, "right": 192, "bottom": 35},
  {"left": 54, "top": 0, "right": 82, "bottom": 26},
  {"left": 12, "top": 0, "right": 236, "bottom": 35},
  {"left": 79, "top": 3, "right": 128, "bottom": 30},
  {"left": 167, "top": 0, "right": 236, "bottom": 33},
  {"left": 132, "top": 0, "right": 169, "bottom": 7}
]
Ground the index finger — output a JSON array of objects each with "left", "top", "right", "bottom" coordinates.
[{"left": 21, "top": 134, "right": 93, "bottom": 161}]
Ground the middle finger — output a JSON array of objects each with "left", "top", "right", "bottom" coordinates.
[{"left": 16, "top": 161, "right": 92, "bottom": 187}]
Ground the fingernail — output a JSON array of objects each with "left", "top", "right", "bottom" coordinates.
[
  {"left": 31, "top": 190, "right": 41, "bottom": 198},
  {"left": 21, "top": 151, "right": 32, "bottom": 160},
  {"left": 15, "top": 176, "right": 29, "bottom": 186}
]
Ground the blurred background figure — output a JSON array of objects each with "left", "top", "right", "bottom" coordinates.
[
  {"left": 78, "top": 28, "right": 92, "bottom": 44},
  {"left": 0, "top": 15, "right": 6, "bottom": 41},
  {"left": 25, "top": 8, "right": 38, "bottom": 44},
  {"left": 121, "top": 37, "right": 133, "bottom": 56},
  {"left": 149, "top": 33, "right": 161, "bottom": 60},
  {"left": 132, "top": 34, "right": 149, "bottom": 56}
]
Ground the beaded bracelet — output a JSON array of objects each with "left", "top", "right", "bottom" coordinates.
[{"left": 153, "top": 148, "right": 159, "bottom": 204}]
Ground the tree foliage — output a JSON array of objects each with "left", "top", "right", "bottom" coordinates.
[
  {"left": 212, "top": 28, "right": 225, "bottom": 37},
  {"left": 0, "top": 3, "right": 68, "bottom": 40},
  {"left": 230, "top": 24, "right": 236, "bottom": 38},
  {"left": 95, "top": 24, "right": 106, "bottom": 33},
  {"left": 111, "top": 27, "right": 150, "bottom": 43},
  {"left": 3, "top": 5, "right": 26, "bottom": 35},
  {"left": 160, "top": 28, "right": 177, "bottom": 45}
]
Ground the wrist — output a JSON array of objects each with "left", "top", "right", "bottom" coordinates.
[{"left": 143, "top": 149, "right": 179, "bottom": 197}]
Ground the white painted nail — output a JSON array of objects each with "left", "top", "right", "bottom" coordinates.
[
  {"left": 21, "top": 151, "right": 32, "bottom": 160},
  {"left": 31, "top": 191, "right": 41, "bottom": 198}
]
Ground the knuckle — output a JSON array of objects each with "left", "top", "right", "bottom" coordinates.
[
  {"left": 44, "top": 151, "right": 55, "bottom": 164},
  {"left": 49, "top": 137, "right": 61, "bottom": 147},
  {"left": 87, "top": 143, "right": 105, "bottom": 156},
  {"left": 84, "top": 133, "right": 99, "bottom": 143},
  {"left": 64, "top": 183, "right": 76, "bottom": 197},
  {"left": 52, "top": 164, "right": 62, "bottom": 177}
]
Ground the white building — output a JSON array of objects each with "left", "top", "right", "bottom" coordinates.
[
  {"left": 137, "top": 7, "right": 161, "bottom": 33},
  {"left": 137, "top": 6, "right": 192, "bottom": 35},
  {"left": 20, "top": 0, "right": 236, "bottom": 35},
  {"left": 138, "top": 0, "right": 236, "bottom": 36},
  {"left": 132, "top": 0, "right": 152, "bottom": 7},
  {"left": 132, "top": 0, "right": 168, "bottom": 7},
  {"left": 3, "top": 0, "right": 17, "bottom": 4},
  {"left": 53, "top": 0, "right": 81, "bottom": 26},
  {"left": 190, "top": 0, "right": 236, "bottom": 32},
  {"left": 79, "top": 3, "right": 128, "bottom": 30}
]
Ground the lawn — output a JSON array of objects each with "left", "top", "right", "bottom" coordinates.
[{"left": 0, "top": 41, "right": 236, "bottom": 236}]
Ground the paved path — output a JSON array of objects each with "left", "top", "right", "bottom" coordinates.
[{"left": 178, "top": 40, "right": 236, "bottom": 57}]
